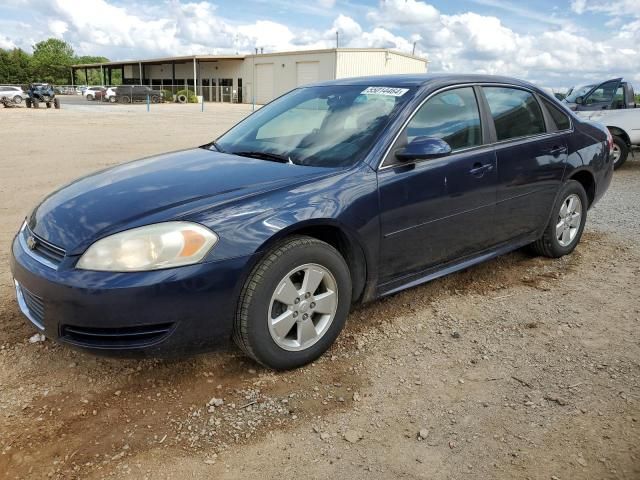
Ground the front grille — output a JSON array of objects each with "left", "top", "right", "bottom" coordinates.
[
  {"left": 21, "top": 226, "right": 65, "bottom": 267},
  {"left": 61, "top": 323, "right": 174, "bottom": 349},
  {"left": 14, "top": 281, "right": 45, "bottom": 330}
]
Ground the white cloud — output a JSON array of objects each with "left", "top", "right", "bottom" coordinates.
[
  {"left": 367, "top": 0, "right": 440, "bottom": 26},
  {"left": 570, "top": 0, "right": 640, "bottom": 17},
  {"left": 0, "top": 35, "right": 17, "bottom": 49},
  {"left": 48, "top": 19, "right": 68, "bottom": 37},
  {"left": 571, "top": 0, "right": 587, "bottom": 14}
]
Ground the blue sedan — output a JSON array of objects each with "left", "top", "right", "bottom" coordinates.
[{"left": 10, "top": 74, "right": 614, "bottom": 369}]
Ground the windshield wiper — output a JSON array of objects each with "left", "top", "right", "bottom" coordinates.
[{"left": 231, "top": 151, "right": 297, "bottom": 165}]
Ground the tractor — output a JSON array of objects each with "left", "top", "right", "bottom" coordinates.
[{"left": 25, "top": 83, "right": 60, "bottom": 109}]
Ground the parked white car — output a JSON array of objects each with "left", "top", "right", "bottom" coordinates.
[
  {"left": 84, "top": 86, "right": 104, "bottom": 101},
  {"left": 105, "top": 87, "right": 117, "bottom": 102},
  {"left": 0, "top": 85, "right": 28, "bottom": 104}
]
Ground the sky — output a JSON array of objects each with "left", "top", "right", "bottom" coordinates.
[{"left": 1, "top": 0, "right": 638, "bottom": 89}]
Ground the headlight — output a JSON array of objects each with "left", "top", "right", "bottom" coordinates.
[{"left": 76, "top": 221, "right": 218, "bottom": 272}]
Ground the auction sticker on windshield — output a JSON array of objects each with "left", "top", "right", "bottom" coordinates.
[{"left": 361, "top": 87, "right": 409, "bottom": 96}]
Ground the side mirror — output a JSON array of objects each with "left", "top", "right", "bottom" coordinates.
[
  {"left": 395, "top": 137, "right": 452, "bottom": 162},
  {"left": 575, "top": 96, "right": 584, "bottom": 105}
]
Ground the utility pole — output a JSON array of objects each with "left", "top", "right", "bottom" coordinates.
[
  {"left": 336, "top": 31, "right": 339, "bottom": 48},
  {"left": 412, "top": 41, "right": 417, "bottom": 56}
]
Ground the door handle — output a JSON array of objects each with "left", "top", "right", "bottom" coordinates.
[
  {"left": 469, "top": 163, "right": 494, "bottom": 176},
  {"left": 547, "top": 146, "right": 568, "bottom": 157}
]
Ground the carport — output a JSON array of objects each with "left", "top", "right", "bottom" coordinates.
[{"left": 70, "top": 54, "right": 246, "bottom": 102}]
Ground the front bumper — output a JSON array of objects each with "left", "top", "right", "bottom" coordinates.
[{"left": 10, "top": 233, "right": 254, "bottom": 356}]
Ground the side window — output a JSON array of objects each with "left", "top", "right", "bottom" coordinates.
[
  {"left": 405, "top": 87, "right": 482, "bottom": 151},
  {"left": 613, "top": 86, "right": 624, "bottom": 108},
  {"left": 541, "top": 97, "right": 571, "bottom": 131},
  {"left": 483, "top": 87, "right": 545, "bottom": 141},
  {"left": 584, "top": 80, "right": 618, "bottom": 105}
]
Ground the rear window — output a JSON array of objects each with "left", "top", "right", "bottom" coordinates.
[
  {"left": 541, "top": 98, "right": 571, "bottom": 131},
  {"left": 483, "top": 87, "right": 545, "bottom": 141}
]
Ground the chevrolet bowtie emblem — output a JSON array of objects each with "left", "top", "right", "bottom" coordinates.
[{"left": 26, "top": 235, "right": 37, "bottom": 250}]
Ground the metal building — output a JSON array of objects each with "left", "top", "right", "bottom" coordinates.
[{"left": 71, "top": 48, "right": 428, "bottom": 104}]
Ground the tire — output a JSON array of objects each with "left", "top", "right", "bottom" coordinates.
[
  {"left": 13, "top": 95, "right": 22, "bottom": 104},
  {"left": 53, "top": 98, "right": 60, "bottom": 109},
  {"left": 32, "top": 99, "right": 39, "bottom": 108},
  {"left": 233, "top": 236, "right": 352, "bottom": 370},
  {"left": 25, "top": 98, "right": 32, "bottom": 108},
  {"left": 177, "top": 94, "right": 187, "bottom": 104},
  {"left": 151, "top": 95, "right": 160, "bottom": 103},
  {"left": 46, "top": 102, "right": 51, "bottom": 108},
  {"left": 530, "top": 180, "right": 588, "bottom": 258},
  {"left": 86, "top": 94, "right": 93, "bottom": 101},
  {"left": 109, "top": 96, "right": 116, "bottom": 103},
  {"left": 612, "top": 136, "right": 629, "bottom": 170},
  {"left": 121, "top": 96, "right": 131, "bottom": 104}
]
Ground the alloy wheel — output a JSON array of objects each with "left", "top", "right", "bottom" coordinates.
[
  {"left": 556, "top": 193, "right": 582, "bottom": 247},
  {"left": 268, "top": 263, "right": 338, "bottom": 351},
  {"left": 611, "top": 143, "right": 621, "bottom": 165}
]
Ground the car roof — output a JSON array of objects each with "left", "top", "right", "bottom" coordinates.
[{"left": 311, "top": 73, "right": 540, "bottom": 91}]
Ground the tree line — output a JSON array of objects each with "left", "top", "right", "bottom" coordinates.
[{"left": 0, "top": 38, "right": 119, "bottom": 86}]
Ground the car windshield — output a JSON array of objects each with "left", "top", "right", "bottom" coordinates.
[
  {"left": 215, "top": 85, "right": 415, "bottom": 167},
  {"left": 564, "top": 84, "right": 594, "bottom": 103}
]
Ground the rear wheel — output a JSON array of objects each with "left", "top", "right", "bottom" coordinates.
[
  {"left": 530, "top": 180, "right": 588, "bottom": 258},
  {"left": 121, "top": 96, "right": 131, "bottom": 104},
  {"left": 12, "top": 95, "right": 22, "bottom": 104},
  {"left": 611, "top": 136, "right": 629, "bottom": 170},
  {"left": 32, "top": 99, "right": 39, "bottom": 108},
  {"left": 53, "top": 98, "right": 60, "bottom": 109},
  {"left": 151, "top": 95, "right": 160, "bottom": 103},
  {"left": 25, "top": 98, "right": 32, "bottom": 108},
  {"left": 233, "top": 236, "right": 352, "bottom": 370},
  {"left": 86, "top": 94, "right": 94, "bottom": 101},
  {"left": 46, "top": 102, "right": 51, "bottom": 108}
]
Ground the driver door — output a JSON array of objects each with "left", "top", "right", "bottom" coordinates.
[
  {"left": 376, "top": 86, "right": 498, "bottom": 286},
  {"left": 577, "top": 78, "right": 622, "bottom": 111}
]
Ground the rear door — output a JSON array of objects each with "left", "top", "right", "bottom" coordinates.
[
  {"left": 481, "top": 86, "right": 569, "bottom": 242},
  {"left": 377, "top": 86, "right": 498, "bottom": 284},
  {"left": 578, "top": 78, "right": 622, "bottom": 111}
]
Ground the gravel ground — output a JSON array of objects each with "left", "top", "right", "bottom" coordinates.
[{"left": 0, "top": 105, "right": 638, "bottom": 480}]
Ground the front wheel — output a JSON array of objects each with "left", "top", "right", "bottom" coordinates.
[
  {"left": 13, "top": 95, "right": 22, "bottom": 104},
  {"left": 120, "top": 96, "right": 131, "bottom": 104},
  {"left": 530, "top": 180, "right": 588, "bottom": 258},
  {"left": 611, "top": 136, "right": 629, "bottom": 170},
  {"left": 233, "top": 236, "right": 352, "bottom": 370}
]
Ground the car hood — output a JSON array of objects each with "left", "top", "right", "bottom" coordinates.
[{"left": 29, "top": 148, "right": 336, "bottom": 253}]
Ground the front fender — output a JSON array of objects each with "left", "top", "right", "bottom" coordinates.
[{"left": 194, "top": 163, "right": 380, "bottom": 265}]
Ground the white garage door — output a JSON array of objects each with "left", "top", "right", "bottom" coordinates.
[
  {"left": 255, "top": 63, "right": 274, "bottom": 104},
  {"left": 296, "top": 62, "right": 320, "bottom": 86}
]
